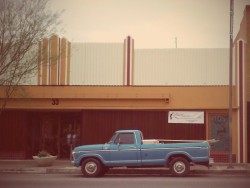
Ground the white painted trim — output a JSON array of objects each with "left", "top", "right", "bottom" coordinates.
[
  {"left": 57, "top": 37, "right": 60, "bottom": 85},
  {"left": 242, "top": 41, "right": 246, "bottom": 163},
  {"left": 39, "top": 41, "right": 43, "bottom": 85},
  {"left": 236, "top": 43, "right": 240, "bottom": 162},
  {"left": 124, "top": 38, "right": 128, "bottom": 85},
  {"left": 65, "top": 41, "right": 68, "bottom": 85},
  {"left": 47, "top": 40, "right": 50, "bottom": 85}
]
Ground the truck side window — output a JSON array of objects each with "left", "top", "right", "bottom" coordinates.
[{"left": 114, "top": 133, "right": 135, "bottom": 145}]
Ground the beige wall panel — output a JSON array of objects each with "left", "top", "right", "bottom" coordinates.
[
  {"left": 60, "top": 38, "right": 69, "bottom": 85},
  {"left": 38, "top": 41, "right": 42, "bottom": 85},
  {"left": 70, "top": 43, "right": 124, "bottom": 85},
  {"left": 134, "top": 49, "right": 230, "bottom": 86},
  {"left": 42, "top": 39, "right": 49, "bottom": 85},
  {"left": 50, "top": 35, "right": 59, "bottom": 85},
  {"left": 67, "top": 42, "right": 71, "bottom": 85}
]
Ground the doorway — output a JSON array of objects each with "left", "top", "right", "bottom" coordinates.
[{"left": 29, "top": 111, "right": 81, "bottom": 159}]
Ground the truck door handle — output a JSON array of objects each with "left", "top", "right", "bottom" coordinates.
[{"left": 129, "top": 146, "right": 136, "bottom": 149}]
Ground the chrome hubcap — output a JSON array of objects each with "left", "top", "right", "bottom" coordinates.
[
  {"left": 85, "top": 162, "right": 97, "bottom": 174},
  {"left": 173, "top": 161, "right": 186, "bottom": 174}
]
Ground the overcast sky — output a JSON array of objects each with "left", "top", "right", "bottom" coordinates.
[{"left": 50, "top": 0, "right": 250, "bottom": 49}]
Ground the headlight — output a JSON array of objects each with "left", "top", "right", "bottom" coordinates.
[
  {"left": 72, "top": 151, "right": 80, "bottom": 155},
  {"left": 72, "top": 151, "right": 80, "bottom": 161}
]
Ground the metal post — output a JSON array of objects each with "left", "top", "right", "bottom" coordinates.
[
  {"left": 70, "top": 144, "right": 73, "bottom": 161},
  {"left": 228, "top": 0, "right": 234, "bottom": 169}
]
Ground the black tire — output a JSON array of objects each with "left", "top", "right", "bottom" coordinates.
[
  {"left": 81, "top": 158, "right": 102, "bottom": 177},
  {"left": 169, "top": 157, "right": 190, "bottom": 177}
]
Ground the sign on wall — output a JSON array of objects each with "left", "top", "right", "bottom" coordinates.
[{"left": 168, "top": 111, "right": 204, "bottom": 124}]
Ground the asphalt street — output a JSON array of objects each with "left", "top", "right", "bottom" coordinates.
[{"left": 0, "top": 174, "right": 250, "bottom": 188}]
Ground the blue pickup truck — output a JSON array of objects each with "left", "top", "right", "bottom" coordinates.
[{"left": 72, "top": 130, "right": 212, "bottom": 177}]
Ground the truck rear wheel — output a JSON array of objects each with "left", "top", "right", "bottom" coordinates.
[
  {"left": 169, "top": 157, "right": 190, "bottom": 177},
  {"left": 81, "top": 158, "right": 102, "bottom": 177}
]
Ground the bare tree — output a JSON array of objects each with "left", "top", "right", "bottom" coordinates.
[{"left": 0, "top": 0, "right": 62, "bottom": 113}]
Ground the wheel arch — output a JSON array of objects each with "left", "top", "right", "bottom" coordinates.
[
  {"left": 166, "top": 152, "right": 192, "bottom": 167},
  {"left": 80, "top": 155, "right": 105, "bottom": 166}
]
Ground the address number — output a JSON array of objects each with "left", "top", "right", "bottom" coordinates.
[{"left": 52, "top": 98, "right": 59, "bottom": 105}]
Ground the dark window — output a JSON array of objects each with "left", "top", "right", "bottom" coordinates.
[{"left": 114, "top": 133, "right": 135, "bottom": 144}]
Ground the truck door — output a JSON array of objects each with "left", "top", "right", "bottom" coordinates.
[{"left": 109, "top": 133, "right": 139, "bottom": 166}]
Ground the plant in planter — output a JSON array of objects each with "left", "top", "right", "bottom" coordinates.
[{"left": 33, "top": 150, "right": 57, "bottom": 167}]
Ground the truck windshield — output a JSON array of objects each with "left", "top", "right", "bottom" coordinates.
[{"left": 107, "top": 134, "right": 116, "bottom": 144}]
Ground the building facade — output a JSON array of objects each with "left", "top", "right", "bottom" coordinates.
[
  {"left": 0, "top": 6, "right": 249, "bottom": 163},
  {"left": 234, "top": 5, "right": 250, "bottom": 163}
]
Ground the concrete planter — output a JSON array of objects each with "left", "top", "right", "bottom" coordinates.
[{"left": 33, "top": 155, "right": 57, "bottom": 167}]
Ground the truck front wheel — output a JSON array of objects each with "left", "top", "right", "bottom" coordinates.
[
  {"left": 169, "top": 157, "right": 190, "bottom": 177},
  {"left": 81, "top": 158, "right": 102, "bottom": 177}
]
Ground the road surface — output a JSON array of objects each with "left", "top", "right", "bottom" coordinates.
[{"left": 0, "top": 174, "right": 249, "bottom": 188}]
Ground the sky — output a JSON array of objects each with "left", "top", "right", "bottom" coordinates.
[{"left": 50, "top": 0, "right": 250, "bottom": 49}]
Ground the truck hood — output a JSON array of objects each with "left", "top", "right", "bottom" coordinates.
[{"left": 73, "top": 144, "right": 104, "bottom": 152}]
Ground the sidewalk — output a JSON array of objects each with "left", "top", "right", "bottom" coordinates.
[{"left": 0, "top": 160, "right": 250, "bottom": 175}]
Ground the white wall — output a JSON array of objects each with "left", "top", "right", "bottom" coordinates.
[
  {"left": 134, "top": 48, "right": 230, "bottom": 86},
  {"left": 70, "top": 43, "right": 124, "bottom": 85}
]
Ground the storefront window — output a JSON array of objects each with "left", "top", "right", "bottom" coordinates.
[{"left": 209, "top": 114, "right": 229, "bottom": 152}]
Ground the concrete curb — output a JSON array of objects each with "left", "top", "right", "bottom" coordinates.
[
  {"left": 108, "top": 168, "right": 250, "bottom": 176},
  {"left": 0, "top": 168, "right": 47, "bottom": 174},
  {"left": 1, "top": 167, "right": 250, "bottom": 176},
  {"left": 0, "top": 167, "right": 80, "bottom": 174},
  {"left": 0, "top": 160, "right": 249, "bottom": 175},
  {"left": 46, "top": 167, "right": 81, "bottom": 174}
]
